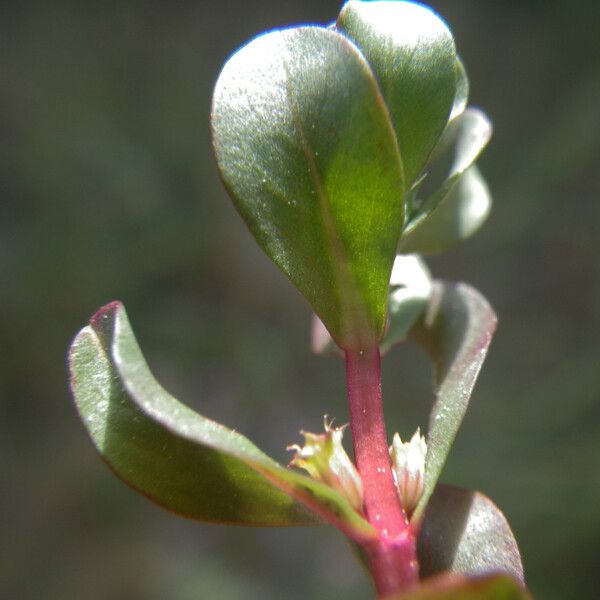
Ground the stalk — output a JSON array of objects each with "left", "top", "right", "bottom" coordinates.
[{"left": 345, "top": 346, "right": 419, "bottom": 597}]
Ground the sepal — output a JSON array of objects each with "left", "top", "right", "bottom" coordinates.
[
  {"left": 288, "top": 418, "right": 364, "bottom": 514},
  {"left": 390, "top": 428, "right": 427, "bottom": 516}
]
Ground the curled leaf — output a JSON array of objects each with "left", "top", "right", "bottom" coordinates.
[
  {"left": 418, "top": 484, "right": 524, "bottom": 584},
  {"left": 401, "top": 109, "right": 493, "bottom": 254},
  {"left": 69, "top": 302, "right": 376, "bottom": 540},
  {"left": 409, "top": 282, "right": 497, "bottom": 523}
]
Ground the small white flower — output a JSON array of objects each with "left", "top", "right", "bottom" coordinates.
[
  {"left": 389, "top": 428, "right": 427, "bottom": 515},
  {"left": 288, "top": 417, "right": 364, "bottom": 513}
]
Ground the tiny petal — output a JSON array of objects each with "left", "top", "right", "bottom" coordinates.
[
  {"left": 288, "top": 417, "right": 364, "bottom": 513},
  {"left": 390, "top": 428, "right": 427, "bottom": 515}
]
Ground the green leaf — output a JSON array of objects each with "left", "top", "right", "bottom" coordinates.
[
  {"left": 311, "top": 254, "right": 432, "bottom": 356},
  {"left": 409, "top": 282, "right": 497, "bottom": 523},
  {"left": 418, "top": 484, "right": 524, "bottom": 584},
  {"left": 69, "top": 302, "right": 376, "bottom": 539},
  {"left": 337, "top": 0, "right": 457, "bottom": 187},
  {"left": 212, "top": 26, "right": 405, "bottom": 350},
  {"left": 380, "top": 254, "right": 432, "bottom": 354},
  {"left": 400, "top": 109, "right": 492, "bottom": 255},
  {"left": 385, "top": 574, "right": 531, "bottom": 600}
]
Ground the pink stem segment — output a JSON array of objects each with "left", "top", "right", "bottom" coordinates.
[{"left": 345, "top": 346, "right": 419, "bottom": 597}]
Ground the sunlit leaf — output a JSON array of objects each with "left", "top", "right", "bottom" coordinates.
[
  {"left": 212, "top": 26, "right": 405, "bottom": 350},
  {"left": 418, "top": 484, "right": 524, "bottom": 584},
  {"left": 69, "top": 302, "right": 376, "bottom": 539},
  {"left": 337, "top": 0, "right": 457, "bottom": 186},
  {"left": 409, "top": 282, "right": 497, "bottom": 523}
]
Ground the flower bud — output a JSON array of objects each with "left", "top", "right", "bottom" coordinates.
[
  {"left": 390, "top": 428, "right": 427, "bottom": 515},
  {"left": 288, "top": 418, "right": 364, "bottom": 513}
]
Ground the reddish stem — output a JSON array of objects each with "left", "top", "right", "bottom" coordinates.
[{"left": 345, "top": 346, "right": 419, "bottom": 597}]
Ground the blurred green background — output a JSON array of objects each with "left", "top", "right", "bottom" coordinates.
[{"left": 2, "top": 1, "right": 599, "bottom": 598}]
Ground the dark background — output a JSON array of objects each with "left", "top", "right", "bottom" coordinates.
[{"left": 2, "top": 1, "right": 599, "bottom": 598}]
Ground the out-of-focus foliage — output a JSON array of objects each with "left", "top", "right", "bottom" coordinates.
[{"left": 1, "top": 1, "right": 599, "bottom": 599}]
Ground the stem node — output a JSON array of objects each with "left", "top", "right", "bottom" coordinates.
[{"left": 345, "top": 346, "right": 419, "bottom": 596}]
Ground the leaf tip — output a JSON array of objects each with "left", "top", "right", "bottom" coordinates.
[
  {"left": 89, "top": 300, "right": 123, "bottom": 331},
  {"left": 68, "top": 300, "right": 124, "bottom": 391}
]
